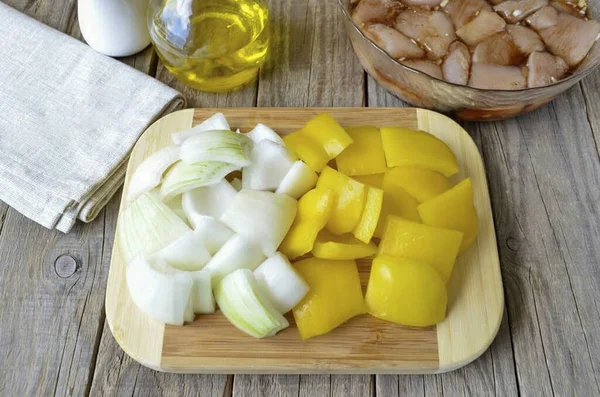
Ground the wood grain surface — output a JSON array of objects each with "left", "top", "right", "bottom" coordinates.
[{"left": 1, "top": 0, "right": 599, "bottom": 395}]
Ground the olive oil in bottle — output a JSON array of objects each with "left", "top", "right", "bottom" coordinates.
[{"left": 149, "top": 0, "right": 270, "bottom": 92}]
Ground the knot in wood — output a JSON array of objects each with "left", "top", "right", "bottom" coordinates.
[
  {"left": 506, "top": 237, "right": 520, "bottom": 252},
  {"left": 54, "top": 254, "right": 78, "bottom": 278}
]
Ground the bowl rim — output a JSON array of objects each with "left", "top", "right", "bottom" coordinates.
[{"left": 337, "top": 0, "right": 600, "bottom": 94}]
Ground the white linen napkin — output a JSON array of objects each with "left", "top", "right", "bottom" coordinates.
[{"left": 0, "top": 3, "right": 185, "bottom": 232}]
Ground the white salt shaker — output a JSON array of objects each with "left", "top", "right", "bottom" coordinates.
[{"left": 78, "top": 0, "right": 151, "bottom": 57}]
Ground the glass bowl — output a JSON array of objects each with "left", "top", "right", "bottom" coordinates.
[{"left": 338, "top": 0, "right": 600, "bottom": 121}]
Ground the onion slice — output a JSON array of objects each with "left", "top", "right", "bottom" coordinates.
[
  {"left": 254, "top": 253, "right": 309, "bottom": 313},
  {"left": 220, "top": 190, "right": 297, "bottom": 256},
  {"left": 189, "top": 215, "right": 234, "bottom": 255},
  {"left": 203, "top": 234, "right": 266, "bottom": 286},
  {"left": 160, "top": 161, "right": 240, "bottom": 201},
  {"left": 180, "top": 130, "right": 253, "bottom": 167},
  {"left": 171, "top": 113, "right": 230, "bottom": 145},
  {"left": 215, "top": 269, "right": 289, "bottom": 338},
  {"left": 127, "top": 145, "right": 180, "bottom": 201},
  {"left": 242, "top": 140, "right": 296, "bottom": 191},
  {"left": 246, "top": 123, "right": 285, "bottom": 145},
  {"left": 126, "top": 255, "right": 194, "bottom": 326},
  {"left": 118, "top": 193, "right": 191, "bottom": 262},
  {"left": 182, "top": 180, "right": 238, "bottom": 220},
  {"left": 156, "top": 230, "right": 212, "bottom": 271},
  {"left": 275, "top": 161, "right": 318, "bottom": 199}
]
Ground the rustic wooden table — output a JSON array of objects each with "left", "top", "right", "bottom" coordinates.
[{"left": 2, "top": 1, "right": 600, "bottom": 396}]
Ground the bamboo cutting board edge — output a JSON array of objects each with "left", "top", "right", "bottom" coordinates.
[{"left": 105, "top": 107, "right": 504, "bottom": 374}]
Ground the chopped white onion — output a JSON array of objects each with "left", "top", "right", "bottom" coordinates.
[
  {"left": 275, "top": 161, "right": 318, "bottom": 199},
  {"left": 118, "top": 193, "right": 191, "bottom": 262},
  {"left": 126, "top": 255, "right": 194, "bottom": 326},
  {"left": 171, "top": 113, "right": 230, "bottom": 145},
  {"left": 160, "top": 161, "right": 240, "bottom": 201},
  {"left": 246, "top": 123, "right": 285, "bottom": 145},
  {"left": 155, "top": 230, "right": 211, "bottom": 271},
  {"left": 215, "top": 269, "right": 289, "bottom": 338},
  {"left": 182, "top": 180, "right": 238, "bottom": 220},
  {"left": 164, "top": 196, "right": 189, "bottom": 225},
  {"left": 203, "top": 234, "right": 266, "bottom": 286},
  {"left": 190, "top": 270, "right": 215, "bottom": 314},
  {"left": 220, "top": 190, "right": 297, "bottom": 256},
  {"left": 189, "top": 215, "right": 234, "bottom": 255},
  {"left": 242, "top": 140, "right": 296, "bottom": 191},
  {"left": 254, "top": 253, "right": 309, "bottom": 313},
  {"left": 180, "top": 130, "right": 253, "bottom": 167},
  {"left": 127, "top": 145, "right": 180, "bottom": 202}
]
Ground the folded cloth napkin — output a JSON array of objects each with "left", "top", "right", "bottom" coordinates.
[{"left": 0, "top": 3, "right": 185, "bottom": 232}]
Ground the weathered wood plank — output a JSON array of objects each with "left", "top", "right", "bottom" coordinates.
[
  {"left": 477, "top": 85, "right": 600, "bottom": 397},
  {"left": 579, "top": 72, "right": 600, "bottom": 158}
]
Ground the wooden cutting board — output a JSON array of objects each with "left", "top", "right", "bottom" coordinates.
[{"left": 106, "top": 108, "right": 504, "bottom": 374}]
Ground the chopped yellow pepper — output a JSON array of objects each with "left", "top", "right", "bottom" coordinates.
[
  {"left": 381, "top": 127, "right": 459, "bottom": 177},
  {"left": 316, "top": 166, "right": 366, "bottom": 235},
  {"left": 353, "top": 186, "right": 383, "bottom": 243},
  {"left": 374, "top": 181, "right": 421, "bottom": 238},
  {"left": 335, "top": 126, "right": 387, "bottom": 176},
  {"left": 283, "top": 114, "right": 353, "bottom": 172},
  {"left": 379, "top": 216, "right": 463, "bottom": 283},
  {"left": 366, "top": 255, "right": 447, "bottom": 327},
  {"left": 283, "top": 132, "right": 330, "bottom": 172},
  {"left": 301, "top": 113, "right": 354, "bottom": 158},
  {"left": 312, "top": 230, "right": 378, "bottom": 260},
  {"left": 353, "top": 173, "right": 385, "bottom": 189},
  {"left": 418, "top": 178, "right": 478, "bottom": 253},
  {"left": 384, "top": 167, "right": 452, "bottom": 203},
  {"left": 293, "top": 258, "right": 366, "bottom": 339},
  {"left": 279, "top": 188, "right": 335, "bottom": 259}
]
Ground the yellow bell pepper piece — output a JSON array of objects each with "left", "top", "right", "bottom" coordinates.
[
  {"left": 366, "top": 255, "right": 447, "bottom": 327},
  {"left": 316, "top": 166, "right": 366, "bottom": 235},
  {"left": 374, "top": 180, "right": 421, "bottom": 238},
  {"left": 301, "top": 113, "right": 353, "bottom": 158},
  {"left": 335, "top": 126, "right": 387, "bottom": 176},
  {"left": 418, "top": 178, "right": 478, "bottom": 253},
  {"left": 293, "top": 258, "right": 366, "bottom": 339},
  {"left": 283, "top": 132, "right": 330, "bottom": 172},
  {"left": 384, "top": 167, "right": 452, "bottom": 203},
  {"left": 353, "top": 186, "right": 383, "bottom": 243},
  {"left": 379, "top": 216, "right": 463, "bottom": 283},
  {"left": 353, "top": 173, "right": 385, "bottom": 189},
  {"left": 313, "top": 230, "right": 378, "bottom": 260},
  {"left": 279, "top": 188, "right": 335, "bottom": 259},
  {"left": 381, "top": 127, "right": 459, "bottom": 177},
  {"left": 283, "top": 114, "right": 353, "bottom": 172}
]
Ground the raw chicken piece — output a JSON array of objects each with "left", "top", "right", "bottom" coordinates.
[
  {"left": 473, "top": 32, "right": 523, "bottom": 65},
  {"left": 468, "top": 63, "right": 527, "bottom": 89},
  {"left": 507, "top": 25, "right": 545, "bottom": 55},
  {"left": 352, "top": 0, "right": 404, "bottom": 26},
  {"left": 365, "top": 23, "right": 426, "bottom": 59},
  {"left": 402, "top": 59, "right": 444, "bottom": 79},
  {"left": 526, "top": 51, "right": 568, "bottom": 87},
  {"left": 529, "top": 7, "right": 600, "bottom": 66},
  {"left": 443, "top": 41, "right": 471, "bottom": 85},
  {"left": 526, "top": 5, "right": 559, "bottom": 29},
  {"left": 395, "top": 9, "right": 456, "bottom": 59},
  {"left": 402, "top": 0, "right": 442, "bottom": 6},
  {"left": 494, "top": 0, "right": 549, "bottom": 23},
  {"left": 456, "top": 10, "right": 507, "bottom": 46},
  {"left": 443, "top": 0, "right": 492, "bottom": 29}
]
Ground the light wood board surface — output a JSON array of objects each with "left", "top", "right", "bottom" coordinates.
[
  {"left": 2, "top": 0, "right": 600, "bottom": 395},
  {"left": 105, "top": 107, "right": 503, "bottom": 374}
]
